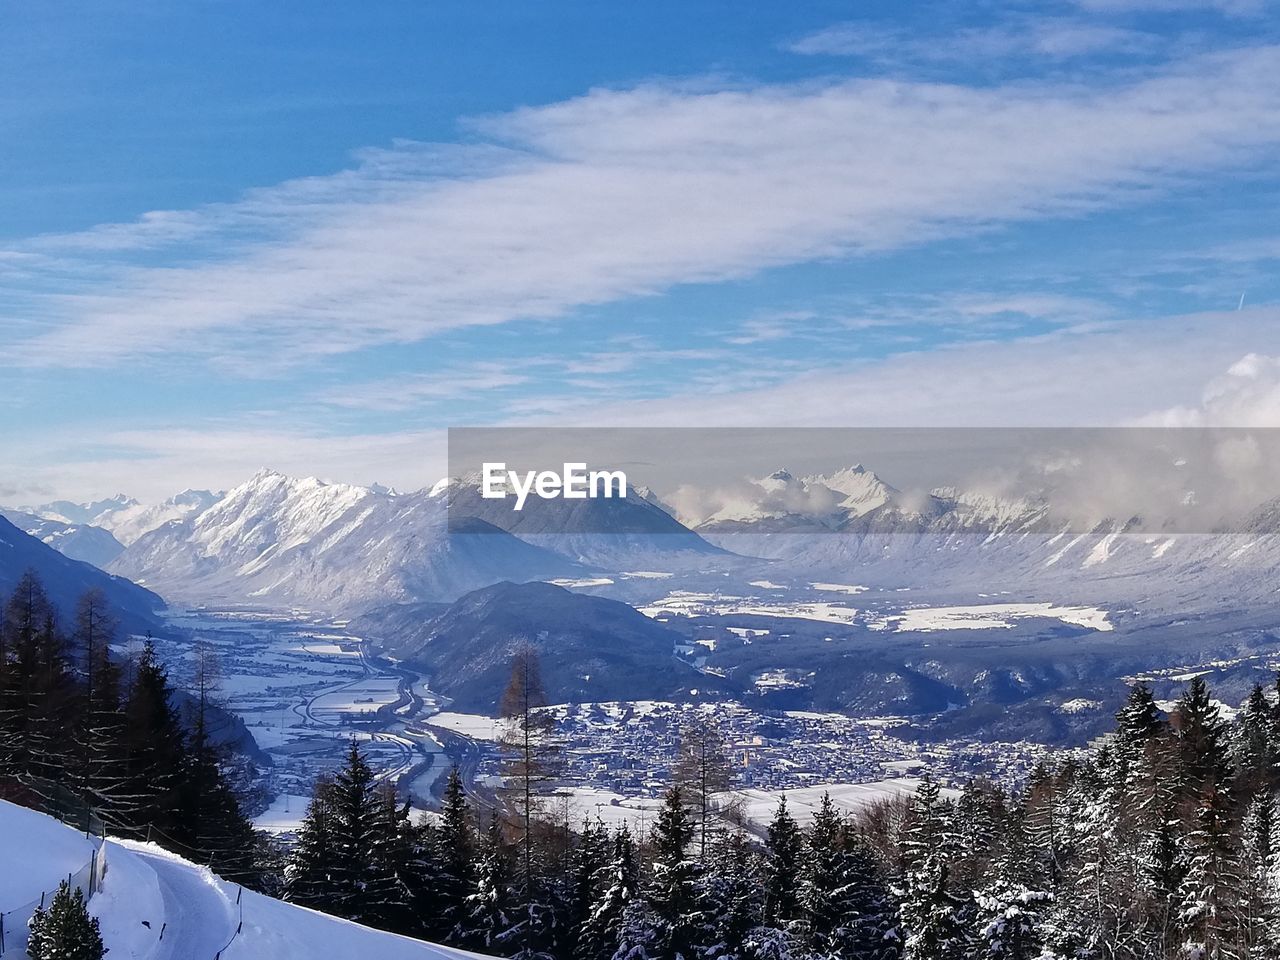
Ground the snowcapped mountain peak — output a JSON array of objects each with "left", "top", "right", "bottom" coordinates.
[{"left": 804, "top": 464, "right": 896, "bottom": 517}]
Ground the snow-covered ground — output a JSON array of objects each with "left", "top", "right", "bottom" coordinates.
[
  {"left": 721, "top": 778, "right": 961, "bottom": 829},
  {"left": 639, "top": 589, "right": 1112, "bottom": 633},
  {"left": 880, "top": 602, "right": 1112, "bottom": 632},
  {"left": 1, "top": 800, "right": 489, "bottom": 960},
  {"left": 0, "top": 800, "right": 98, "bottom": 911},
  {"left": 427, "top": 712, "right": 503, "bottom": 741}
]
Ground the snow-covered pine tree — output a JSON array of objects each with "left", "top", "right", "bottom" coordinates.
[
  {"left": 578, "top": 823, "right": 641, "bottom": 960},
  {"left": 559, "top": 818, "right": 611, "bottom": 960},
  {"left": 700, "top": 830, "right": 763, "bottom": 960},
  {"left": 971, "top": 880, "right": 1051, "bottom": 960},
  {"left": 612, "top": 899, "right": 665, "bottom": 960},
  {"left": 1178, "top": 781, "right": 1247, "bottom": 960},
  {"left": 26, "top": 881, "right": 105, "bottom": 960},
  {"left": 650, "top": 785, "right": 704, "bottom": 960},
  {"left": 895, "top": 779, "right": 967, "bottom": 960},
  {"left": 1238, "top": 795, "right": 1279, "bottom": 959},
  {"left": 462, "top": 813, "right": 519, "bottom": 953},
  {"left": 1233, "top": 684, "right": 1278, "bottom": 794}
]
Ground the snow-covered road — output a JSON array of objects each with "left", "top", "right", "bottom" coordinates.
[{"left": 119, "top": 845, "right": 238, "bottom": 960}]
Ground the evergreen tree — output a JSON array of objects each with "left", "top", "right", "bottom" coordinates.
[
  {"left": 972, "top": 880, "right": 1051, "bottom": 960},
  {"left": 650, "top": 785, "right": 703, "bottom": 960},
  {"left": 463, "top": 813, "right": 518, "bottom": 953},
  {"left": 436, "top": 764, "right": 476, "bottom": 938},
  {"left": 285, "top": 774, "right": 341, "bottom": 910},
  {"left": 26, "top": 881, "right": 105, "bottom": 960},
  {"left": 896, "top": 780, "right": 967, "bottom": 960},
  {"left": 579, "top": 824, "right": 641, "bottom": 960},
  {"left": 613, "top": 899, "right": 664, "bottom": 960},
  {"left": 120, "top": 640, "right": 185, "bottom": 836},
  {"left": 763, "top": 796, "right": 803, "bottom": 929},
  {"left": 699, "top": 831, "right": 762, "bottom": 960}
]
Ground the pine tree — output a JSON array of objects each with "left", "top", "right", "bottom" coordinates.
[
  {"left": 435, "top": 764, "right": 476, "bottom": 938},
  {"left": 763, "top": 796, "right": 803, "bottom": 929},
  {"left": 286, "top": 775, "right": 341, "bottom": 910},
  {"left": 613, "top": 899, "right": 664, "bottom": 960},
  {"left": 578, "top": 824, "right": 641, "bottom": 960},
  {"left": 120, "top": 640, "right": 185, "bottom": 836},
  {"left": 896, "top": 780, "right": 967, "bottom": 960},
  {"left": 463, "top": 814, "right": 518, "bottom": 952},
  {"left": 26, "top": 881, "right": 105, "bottom": 960},
  {"left": 699, "top": 831, "right": 762, "bottom": 960},
  {"left": 1178, "top": 781, "right": 1246, "bottom": 960},
  {"left": 972, "top": 880, "right": 1051, "bottom": 960},
  {"left": 1238, "top": 795, "right": 1279, "bottom": 959},
  {"left": 650, "top": 785, "right": 704, "bottom": 960}
]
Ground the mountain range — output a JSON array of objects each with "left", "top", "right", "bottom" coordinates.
[{"left": 109, "top": 470, "right": 584, "bottom": 612}]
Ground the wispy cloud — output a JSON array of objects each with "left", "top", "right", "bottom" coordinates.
[
  {"left": 8, "top": 45, "right": 1280, "bottom": 370},
  {"left": 786, "top": 18, "right": 1157, "bottom": 62}
]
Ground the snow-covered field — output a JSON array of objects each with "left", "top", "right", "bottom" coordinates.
[
  {"left": 426, "top": 712, "right": 503, "bottom": 741},
  {"left": 721, "top": 778, "right": 960, "bottom": 829},
  {"left": 881, "top": 602, "right": 1112, "bottom": 632},
  {"left": 639, "top": 589, "right": 1112, "bottom": 633}
]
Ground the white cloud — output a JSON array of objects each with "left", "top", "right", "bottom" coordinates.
[
  {"left": 9, "top": 45, "right": 1280, "bottom": 369},
  {"left": 1142, "top": 351, "right": 1280, "bottom": 425}
]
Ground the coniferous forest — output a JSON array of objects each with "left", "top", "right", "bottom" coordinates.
[{"left": 5, "top": 572, "right": 1280, "bottom": 960}]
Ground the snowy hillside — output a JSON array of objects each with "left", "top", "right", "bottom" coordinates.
[
  {"left": 111, "top": 469, "right": 582, "bottom": 612},
  {"left": 0, "top": 800, "right": 488, "bottom": 960}
]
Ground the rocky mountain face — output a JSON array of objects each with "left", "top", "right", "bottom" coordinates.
[{"left": 353, "top": 580, "right": 727, "bottom": 712}]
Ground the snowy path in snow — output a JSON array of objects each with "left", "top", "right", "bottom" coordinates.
[{"left": 129, "top": 846, "right": 237, "bottom": 960}]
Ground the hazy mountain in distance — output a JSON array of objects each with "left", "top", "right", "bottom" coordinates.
[
  {"left": 442, "top": 474, "right": 729, "bottom": 568},
  {"left": 0, "top": 514, "right": 163, "bottom": 634},
  {"left": 354, "top": 580, "right": 729, "bottom": 711},
  {"left": 0, "top": 510, "right": 125, "bottom": 568},
  {"left": 103, "top": 488, "right": 223, "bottom": 545}
]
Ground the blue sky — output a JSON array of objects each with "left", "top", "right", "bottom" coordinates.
[{"left": 4, "top": 0, "right": 1280, "bottom": 501}]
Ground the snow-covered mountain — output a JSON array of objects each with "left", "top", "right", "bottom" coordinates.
[
  {"left": 101, "top": 488, "right": 223, "bottom": 545},
  {"left": 19, "top": 489, "right": 223, "bottom": 546},
  {"left": 28, "top": 493, "right": 139, "bottom": 527},
  {"left": 110, "top": 469, "right": 582, "bottom": 612},
  {"left": 693, "top": 464, "right": 899, "bottom": 532},
  {"left": 0, "top": 799, "right": 485, "bottom": 960},
  {"left": 0, "top": 509, "right": 126, "bottom": 568}
]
